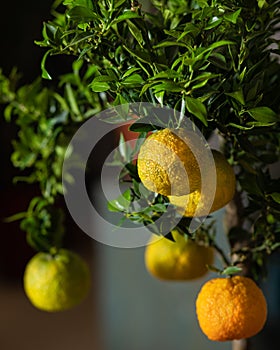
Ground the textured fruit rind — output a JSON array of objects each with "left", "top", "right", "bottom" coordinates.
[
  {"left": 138, "top": 128, "right": 206, "bottom": 196},
  {"left": 23, "top": 249, "right": 91, "bottom": 312},
  {"left": 168, "top": 150, "right": 236, "bottom": 217},
  {"left": 196, "top": 276, "right": 267, "bottom": 341}
]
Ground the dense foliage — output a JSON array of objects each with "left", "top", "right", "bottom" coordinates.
[{"left": 1, "top": 0, "right": 280, "bottom": 279}]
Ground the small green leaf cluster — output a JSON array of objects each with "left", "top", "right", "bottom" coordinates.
[{"left": 1, "top": 61, "right": 102, "bottom": 251}]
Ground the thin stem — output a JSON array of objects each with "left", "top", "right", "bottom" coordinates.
[{"left": 212, "top": 241, "right": 231, "bottom": 267}]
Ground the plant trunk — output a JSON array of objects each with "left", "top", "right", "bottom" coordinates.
[
  {"left": 224, "top": 194, "right": 251, "bottom": 350},
  {"left": 232, "top": 339, "right": 250, "bottom": 350}
]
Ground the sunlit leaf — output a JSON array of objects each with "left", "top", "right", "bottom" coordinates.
[
  {"left": 185, "top": 96, "right": 208, "bottom": 126},
  {"left": 67, "top": 6, "right": 99, "bottom": 22},
  {"left": 222, "top": 266, "right": 243, "bottom": 276}
]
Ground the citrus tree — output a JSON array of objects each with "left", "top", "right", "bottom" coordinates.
[{"left": 1, "top": 0, "right": 280, "bottom": 348}]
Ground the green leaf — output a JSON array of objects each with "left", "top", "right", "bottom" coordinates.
[
  {"left": 125, "top": 163, "right": 140, "bottom": 180},
  {"left": 152, "top": 82, "right": 183, "bottom": 93},
  {"left": 108, "top": 189, "right": 131, "bottom": 212},
  {"left": 196, "top": 40, "right": 235, "bottom": 60},
  {"left": 239, "top": 176, "right": 263, "bottom": 197},
  {"left": 153, "top": 41, "right": 188, "bottom": 49},
  {"left": 90, "top": 76, "right": 112, "bottom": 92},
  {"left": 127, "top": 20, "right": 144, "bottom": 47},
  {"left": 271, "top": 242, "right": 280, "bottom": 251},
  {"left": 188, "top": 72, "right": 220, "bottom": 90},
  {"left": 122, "top": 67, "right": 140, "bottom": 79},
  {"left": 247, "top": 107, "right": 279, "bottom": 123},
  {"left": 90, "top": 81, "right": 110, "bottom": 92},
  {"left": 26, "top": 229, "right": 52, "bottom": 252},
  {"left": 205, "top": 18, "right": 222, "bottom": 30},
  {"left": 67, "top": 6, "right": 98, "bottom": 22},
  {"left": 257, "top": 0, "right": 268, "bottom": 9},
  {"left": 114, "top": 0, "right": 127, "bottom": 8},
  {"left": 208, "top": 52, "right": 229, "bottom": 70},
  {"left": 42, "top": 22, "right": 58, "bottom": 44},
  {"left": 224, "top": 9, "right": 242, "bottom": 24},
  {"left": 4, "top": 104, "right": 14, "bottom": 122},
  {"left": 129, "top": 122, "right": 156, "bottom": 132},
  {"left": 119, "top": 133, "right": 129, "bottom": 161},
  {"left": 269, "top": 192, "right": 280, "bottom": 204},
  {"left": 226, "top": 90, "right": 245, "bottom": 105},
  {"left": 113, "top": 93, "right": 128, "bottom": 106},
  {"left": 111, "top": 11, "right": 142, "bottom": 25},
  {"left": 91, "top": 75, "right": 115, "bottom": 83},
  {"left": 41, "top": 50, "right": 52, "bottom": 80},
  {"left": 65, "top": 83, "right": 80, "bottom": 117},
  {"left": 123, "top": 46, "right": 151, "bottom": 64},
  {"left": 196, "top": 0, "right": 208, "bottom": 7},
  {"left": 185, "top": 96, "right": 208, "bottom": 126},
  {"left": 122, "top": 74, "right": 144, "bottom": 86},
  {"left": 63, "top": 0, "right": 93, "bottom": 7},
  {"left": 150, "top": 204, "right": 167, "bottom": 212},
  {"left": 222, "top": 266, "right": 243, "bottom": 276},
  {"left": 149, "top": 70, "right": 181, "bottom": 80}
]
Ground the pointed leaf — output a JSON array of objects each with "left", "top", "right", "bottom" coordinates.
[
  {"left": 222, "top": 266, "right": 242, "bottom": 276},
  {"left": 127, "top": 20, "right": 144, "bottom": 46},
  {"left": 248, "top": 107, "right": 279, "bottom": 123},
  {"left": 122, "top": 67, "right": 140, "bottom": 79},
  {"left": 269, "top": 192, "right": 280, "bottom": 204},
  {"left": 111, "top": 11, "right": 142, "bottom": 25},
  {"left": 41, "top": 50, "right": 52, "bottom": 80},
  {"left": 185, "top": 96, "right": 208, "bottom": 126},
  {"left": 90, "top": 79, "right": 110, "bottom": 92},
  {"left": 67, "top": 6, "right": 98, "bottom": 22},
  {"left": 224, "top": 9, "right": 242, "bottom": 24},
  {"left": 226, "top": 90, "right": 245, "bottom": 105},
  {"left": 122, "top": 74, "right": 144, "bottom": 86}
]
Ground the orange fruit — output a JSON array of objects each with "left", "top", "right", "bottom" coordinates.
[
  {"left": 144, "top": 230, "right": 214, "bottom": 280},
  {"left": 137, "top": 128, "right": 207, "bottom": 196},
  {"left": 168, "top": 150, "right": 236, "bottom": 217},
  {"left": 196, "top": 276, "right": 267, "bottom": 341}
]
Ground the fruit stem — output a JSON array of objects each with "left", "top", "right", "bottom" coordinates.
[
  {"left": 211, "top": 241, "right": 231, "bottom": 267},
  {"left": 49, "top": 246, "right": 59, "bottom": 257}
]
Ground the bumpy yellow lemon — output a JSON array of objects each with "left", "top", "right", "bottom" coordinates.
[
  {"left": 23, "top": 249, "right": 91, "bottom": 312},
  {"left": 137, "top": 128, "right": 207, "bottom": 196},
  {"left": 145, "top": 230, "right": 214, "bottom": 280},
  {"left": 168, "top": 150, "right": 236, "bottom": 217}
]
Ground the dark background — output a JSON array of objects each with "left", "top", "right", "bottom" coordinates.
[
  {"left": 0, "top": 0, "right": 52, "bottom": 280},
  {"left": 0, "top": 0, "right": 94, "bottom": 281}
]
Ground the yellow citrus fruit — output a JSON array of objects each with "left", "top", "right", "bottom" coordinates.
[
  {"left": 144, "top": 230, "right": 214, "bottom": 280},
  {"left": 137, "top": 128, "right": 207, "bottom": 196},
  {"left": 23, "top": 249, "right": 91, "bottom": 312},
  {"left": 196, "top": 276, "right": 267, "bottom": 341},
  {"left": 168, "top": 150, "right": 236, "bottom": 217}
]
